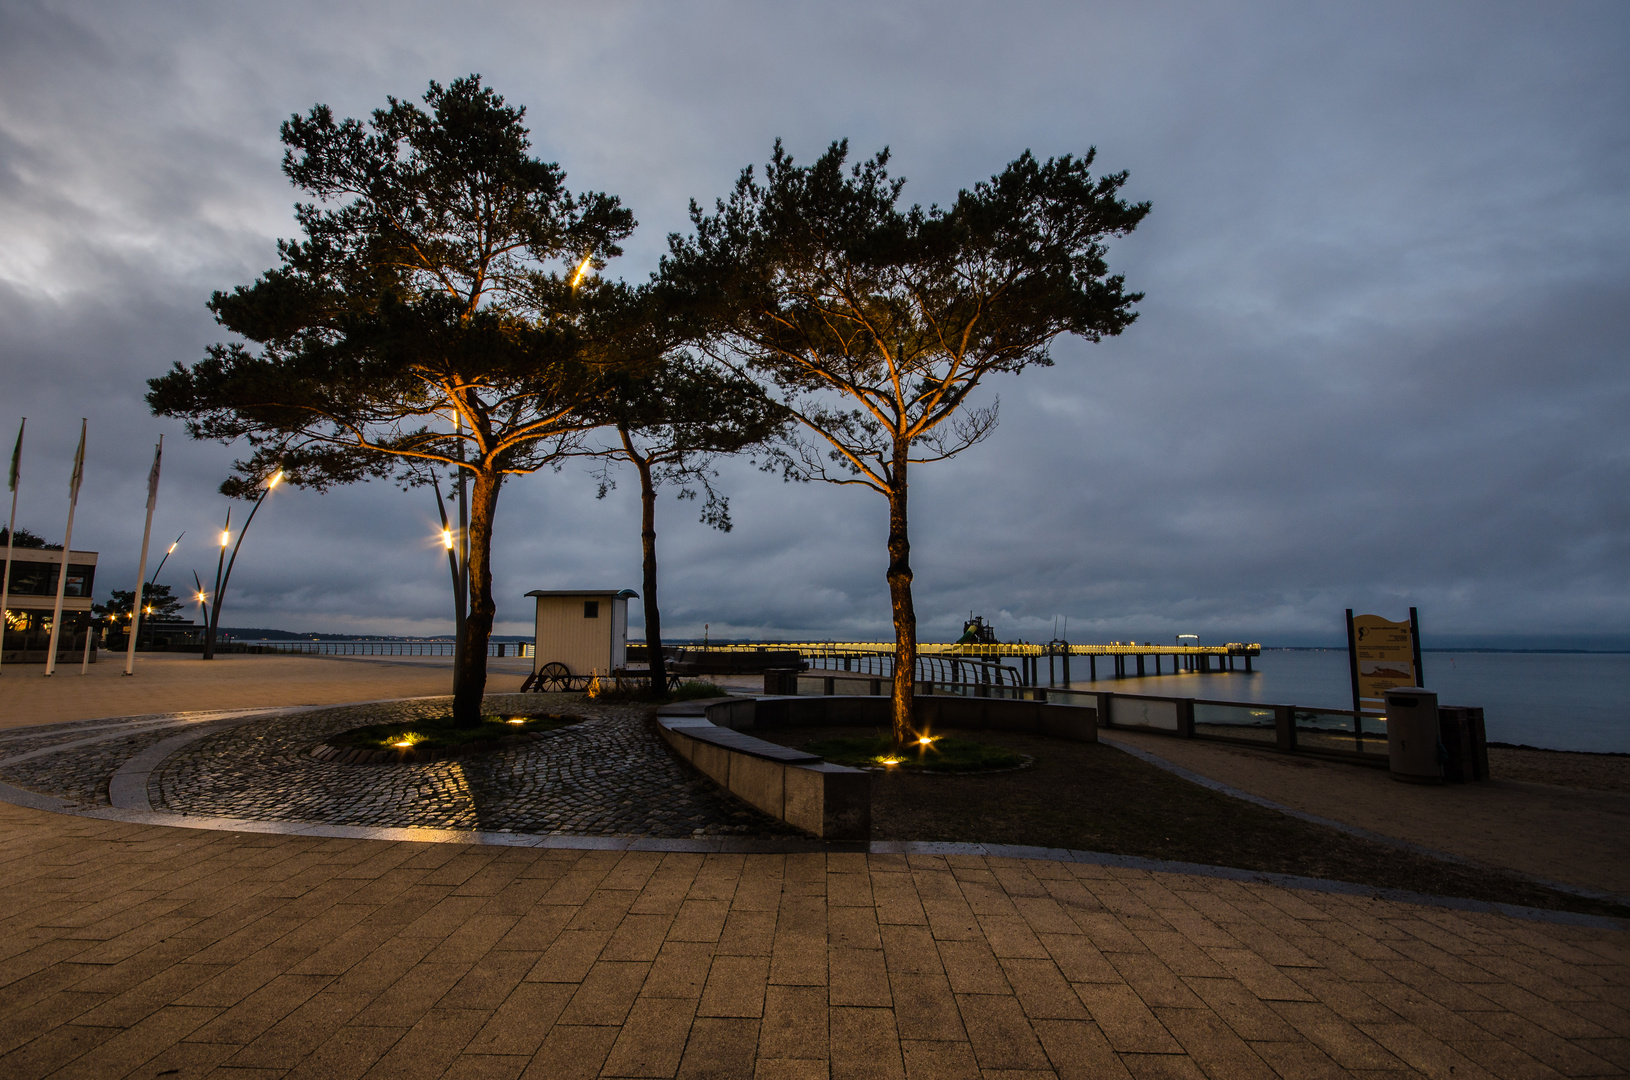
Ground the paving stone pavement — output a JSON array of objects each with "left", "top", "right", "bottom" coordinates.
[
  {"left": 0, "top": 696, "right": 798, "bottom": 839},
  {"left": 0, "top": 798, "right": 1626, "bottom": 1080}
]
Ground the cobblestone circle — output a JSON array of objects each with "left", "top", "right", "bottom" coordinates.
[
  {"left": 0, "top": 717, "right": 210, "bottom": 807},
  {"left": 0, "top": 694, "right": 795, "bottom": 838},
  {"left": 151, "top": 694, "right": 796, "bottom": 836}
]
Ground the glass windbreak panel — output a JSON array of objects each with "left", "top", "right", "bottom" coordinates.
[
  {"left": 1294, "top": 709, "right": 1388, "bottom": 754},
  {"left": 1110, "top": 696, "right": 1178, "bottom": 730},
  {"left": 1194, "top": 702, "right": 1276, "bottom": 743}
]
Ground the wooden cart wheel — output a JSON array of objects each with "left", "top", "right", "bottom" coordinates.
[{"left": 537, "top": 662, "right": 572, "bottom": 691}]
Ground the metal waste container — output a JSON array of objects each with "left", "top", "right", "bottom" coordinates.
[{"left": 1385, "top": 687, "right": 1441, "bottom": 783}]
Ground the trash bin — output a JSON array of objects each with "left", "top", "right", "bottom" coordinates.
[{"left": 1385, "top": 687, "right": 1442, "bottom": 783}]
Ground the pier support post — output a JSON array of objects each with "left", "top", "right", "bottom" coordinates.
[
  {"left": 1063, "top": 653, "right": 1071, "bottom": 685},
  {"left": 1089, "top": 656, "right": 1096, "bottom": 681},
  {"left": 1245, "top": 654, "right": 1253, "bottom": 673},
  {"left": 1136, "top": 654, "right": 1145, "bottom": 677}
]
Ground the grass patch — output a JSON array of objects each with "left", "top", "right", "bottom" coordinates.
[
  {"left": 803, "top": 733, "right": 1025, "bottom": 772},
  {"left": 328, "top": 713, "right": 574, "bottom": 752}
]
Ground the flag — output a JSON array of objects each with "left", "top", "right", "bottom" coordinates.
[
  {"left": 69, "top": 419, "right": 86, "bottom": 502},
  {"left": 7, "top": 418, "right": 21, "bottom": 494},
  {"left": 147, "top": 437, "right": 163, "bottom": 502}
]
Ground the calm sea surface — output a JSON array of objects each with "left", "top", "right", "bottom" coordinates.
[{"left": 1044, "top": 649, "right": 1630, "bottom": 753}]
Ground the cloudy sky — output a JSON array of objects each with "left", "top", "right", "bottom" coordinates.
[{"left": 2, "top": 1, "right": 1626, "bottom": 647}]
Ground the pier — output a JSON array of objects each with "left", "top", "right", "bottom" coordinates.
[{"left": 695, "top": 640, "right": 1262, "bottom": 687}]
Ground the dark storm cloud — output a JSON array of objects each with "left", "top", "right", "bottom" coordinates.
[{"left": 1, "top": 0, "right": 1626, "bottom": 646}]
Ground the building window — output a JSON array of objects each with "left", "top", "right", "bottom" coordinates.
[{"left": 583, "top": 600, "right": 600, "bottom": 619}]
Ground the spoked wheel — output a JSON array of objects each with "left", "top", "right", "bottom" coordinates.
[{"left": 535, "top": 661, "right": 573, "bottom": 692}]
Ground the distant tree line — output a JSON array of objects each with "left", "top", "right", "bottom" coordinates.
[{"left": 148, "top": 76, "right": 1148, "bottom": 740}]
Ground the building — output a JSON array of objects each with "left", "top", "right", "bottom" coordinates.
[
  {"left": 526, "top": 589, "right": 637, "bottom": 678},
  {"left": 1, "top": 547, "right": 98, "bottom": 664}
]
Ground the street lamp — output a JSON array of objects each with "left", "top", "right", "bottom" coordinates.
[
  {"left": 201, "top": 470, "right": 283, "bottom": 660},
  {"left": 569, "top": 252, "right": 594, "bottom": 289}
]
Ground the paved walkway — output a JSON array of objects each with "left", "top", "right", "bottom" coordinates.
[
  {"left": 0, "top": 653, "right": 533, "bottom": 730},
  {"left": 0, "top": 667, "right": 1626, "bottom": 1077},
  {"left": 1104, "top": 730, "right": 1630, "bottom": 899},
  {"left": 1, "top": 797, "right": 1627, "bottom": 1080}
]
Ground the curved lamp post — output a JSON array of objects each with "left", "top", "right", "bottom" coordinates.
[
  {"left": 139, "top": 533, "right": 183, "bottom": 649},
  {"left": 202, "top": 470, "right": 282, "bottom": 660}
]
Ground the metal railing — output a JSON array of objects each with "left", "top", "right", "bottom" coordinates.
[
  {"left": 692, "top": 640, "right": 1260, "bottom": 657},
  {"left": 799, "top": 649, "right": 1023, "bottom": 689},
  {"left": 1041, "top": 686, "right": 1389, "bottom": 763},
  {"left": 160, "top": 640, "right": 536, "bottom": 658},
  {"left": 775, "top": 675, "right": 1389, "bottom": 764}
]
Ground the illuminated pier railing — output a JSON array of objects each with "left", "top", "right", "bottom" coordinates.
[{"left": 691, "top": 641, "right": 1260, "bottom": 657}]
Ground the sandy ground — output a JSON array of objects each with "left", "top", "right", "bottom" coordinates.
[
  {"left": 0, "top": 651, "right": 534, "bottom": 728},
  {"left": 1489, "top": 744, "right": 1630, "bottom": 792},
  {"left": 1105, "top": 728, "right": 1630, "bottom": 898}
]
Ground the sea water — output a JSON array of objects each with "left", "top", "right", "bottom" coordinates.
[{"left": 1046, "top": 649, "right": 1630, "bottom": 754}]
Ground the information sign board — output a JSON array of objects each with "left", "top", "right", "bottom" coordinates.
[{"left": 1345, "top": 609, "right": 1423, "bottom": 715}]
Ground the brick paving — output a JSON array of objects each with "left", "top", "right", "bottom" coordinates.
[
  {"left": 0, "top": 800, "right": 1625, "bottom": 1079},
  {"left": 0, "top": 677, "right": 1626, "bottom": 1076}
]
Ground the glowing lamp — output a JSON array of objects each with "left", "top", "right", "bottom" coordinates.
[
  {"left": 219, "top": 530, "right": 231, "bottom": 548},
  {"left": 267, "top": 470, "right": 284, "bottom": 490},
  {"left": 442, "top": 529, "right": 454, "bottom": 551},
  {"left": 570, "top": 252, "right": 593, "bottom": 288}
]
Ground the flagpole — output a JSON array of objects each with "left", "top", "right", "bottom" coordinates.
[
  {"left": 125, "top": 435, "right": 162, "bottom": 676},
  {"left": 0, "top": 417, "right": 23, "bottom": 676},
  {"left": 44, "top": 419, "right": 86, "bottom": 677}
]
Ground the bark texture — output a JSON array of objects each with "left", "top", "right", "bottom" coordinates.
[
  {"left": 631, "top": 447, "right": 667, "bottom": 695},
  {"left": 453, "top": 470, "right": 502, "bottom": 726},
  {"left": 887, "top": 439, "right": 916, "bottom": 746}
]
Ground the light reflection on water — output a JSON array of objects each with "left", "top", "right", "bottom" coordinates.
[{"left": 1030, "top": 649, "right": 1629, "bottom": 754}]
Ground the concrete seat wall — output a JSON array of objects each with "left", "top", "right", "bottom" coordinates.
[
  {"left": 654, "top": 695, "right": 1099, "bottom": 844},
  {"left": 654, "top": 698, "right": 871, "bottom": 843},
  {"left": 747, "top": 694, "right": 1098, "bottom": 743}
]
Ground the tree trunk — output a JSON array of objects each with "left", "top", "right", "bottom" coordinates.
[
  {"left": 886, "top": 438, "right": 916, "bottom": 747},
  {"left": 631, "top": 447, "right": 666, "bottom": 695},
  {"left": 453, "top": 468, "right": 502, "bottom": 726}
]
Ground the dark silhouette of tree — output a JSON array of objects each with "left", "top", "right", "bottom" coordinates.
[
  {"left": 585, "top": 348, "right": 788, "bottom": 692},
  {"left": 96, "top": 584, "right": 183, "bottom": 623},
  {"left": 665, "top": 140, "right": 1148, "bottom": 745},
  {"left": 147, "top": 76, "right": 635, "bottom": 725},
  {"left": 0, "top": 527, "right": 53, "bottom": 549}
]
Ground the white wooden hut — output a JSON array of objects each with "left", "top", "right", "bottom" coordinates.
[{"left": 525, "top": 588, "right": 638, "bottom": 678}]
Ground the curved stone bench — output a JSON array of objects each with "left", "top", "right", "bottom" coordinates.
[
  {"left": 747, "top": 694, "right": 1098, "bottom": 742},
  {"left": 654, "top": 698, "right": 870, "bottom": 842}
]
